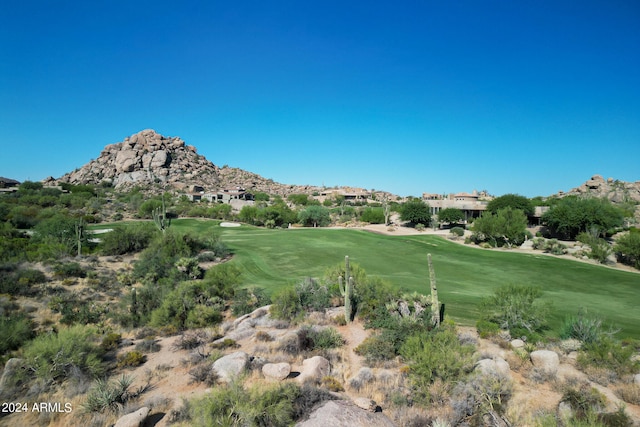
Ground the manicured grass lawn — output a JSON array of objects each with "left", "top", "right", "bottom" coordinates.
[{"left": 97, "top": 219, "right": 640, "bottom": 338}]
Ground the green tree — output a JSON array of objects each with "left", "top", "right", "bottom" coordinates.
[
  {"left": 480, "top": 284, "right": 551, "bottom": 339},
  {"left": 438, "top": 208, "right": 464, "bottom": 225},
  {"left": 298, "top": 205, "right": 330, "bottom": 227},
  {"left": 287, "top": 194, "right": 311, "bottom": 206},
  {"left": 32, "top": 214, "right": 89, "bottom": 257},
  {"left": 542, "top": 197, "right": 625, "bottom": 240},
  {"left": 359, "top": 207, "right": 385, "bottom": 224},
  {"left": 487, "top": 193, "right": 534, "bottom": 216},
  {"left": 614, "top": 230, "right": 640, "bottom": 269},
  {"left": 471, "top": 207, "right": 528, "bottom": 247},
  {"left": 400, "top": 198, "right": 431, "bottom": 227}
]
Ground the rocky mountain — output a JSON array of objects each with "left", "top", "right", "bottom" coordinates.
[
  {"left": 558, "top": 174, "right": 640, "bottom": 203},
  {"left": 56, "top": 129, "right": 327, "bottom": 196}
]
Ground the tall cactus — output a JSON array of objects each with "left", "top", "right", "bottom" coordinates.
[
  {"left": 428, "top": 253, "right": 441, "bottom": 327},
  {"left": 75, "top": 218, "right": 85, "bottom": 257},
  {"left": 152, "top": 196, "right": 171, "bottom": 234},
  {"left": 338, "top": 255, "right": 354, "bottom": 323}
]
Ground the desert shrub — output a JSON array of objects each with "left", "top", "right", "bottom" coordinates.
[
  {"left": 135, "top": 338, "right": 161, "bottom": 353},
  {"left": 211, "top": 338, "right": 239, "bottom": 350},
  {"left": 231, "top": 286, "right": 270, "bottom": 316},
  {"left": 577, "top": 337, "right": 639, "bottom": 379},
  {"left": 16, "top": 267, "right": 47, "bottom": 285},
  {"left": 23, "top": 325, "right": 105, "bottom": 382},
  {"left": 321, "top": 376, "right": 344, "bottom": 392},
  {"left": 450, "top": 226, "right": 465, "bottom": 237},
  {"left": 201, "top": 263, "right": 242, "bottom": 299},
  {"left": 172, "top": 331, "right": 209, "bottom": 350},
  {"left": 99, "top": 223, "right": 155, "bottom": 256},
  {"left": 82, "top": 375, "right": 138, "bottom": 413},
  {"left": 189, "top": 362, "right": 219, "bottom": 386},
  {"left": 100, "top": 333, "right": 121, "bottom": 351},
  {"left": 253, "top": 331, "right": 272, "bottom": 342},
  {"left": 354, "top": 334, "right": 396, "bottom": 364},
  {"left": 270, "top": 287, "right": 303, "bottom": 322},
  {"left": 0, "top": 312, "right": 35, "bottom": 355},
  {"left": 48, "top": 293, "right": 105, "bottom": 325},
  {"left": 53, "top": 261, "right": 86, "bottom": 278},
  {"left": 451, "top": 371, "right": 513, "bottom": 424},
  {"left": 186, "top": 382, "right": 302, "bottom": 427},
  {"left": 561, "top": 384, "right": 606, "bottom": 419},
  {"left": 305, "top": 326, "right": 345, "bottom": 350},
  {"left": 479, "top": 284, "right": 551, "bottom": 340},
  {"left": 415, "top": 223, "right": 426, "bottom": 231},
  {"left": 150, "top": 280, "right": 224, "bottom": 330},
  {"left": 175, "top": 257, "right": 203, "bottom": 280},
  {"left": 360, "top": 207, "right": 385, "bottom": 224},
  {"left": 615, "top": 230, "right": 640, "bottom": 269},
  {"left": 354, "top": 276, "right": 400, "bottom": 326},
  {"left": 614, "top": 383, "right": 640, "bottom": 405},
  {"left": 296, "top": 277, "right": 331, "bottom": 312},
  {"left": 116, "top": 350, "right": 146, "bottom": 368},
  {"left": 185, "top": 304, "right": 222, "bottom": 328},
  {"left": 560, "top": 310, "right": 612, "bottom": 344},
  {"left": 400, "top": 324, "right": 475, "bottom": 401},
  {"left": 476, "top": 319, "right": 500, "bottom": 338}
]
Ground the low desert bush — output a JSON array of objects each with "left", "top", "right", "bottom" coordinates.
[
  {"left": 451, "top": 371, "right": 513, "bottom": 424},
  {"left": 23, "top": 324, "right": 105, "bottom": 383},
  {"left": 560, "top": 310, "right": 613, "bottom": 344},
  {"left": 116, "top": 350, "right": 146, "bottom": 368},
  {"left": 188, "top": 362, "right": 219, "bottom": 386},
  {"left": 354, "top": 334, "right": 396, "bottom": 364},
  {"left": 172, "top": 331, "right": 209, "bottom": 351},
  {"left": 231, "top": 286, "right": 270, "bottom": 316},
  {"left": 400, "top": 325, "right": 476, "bottom": 402},
  {"left": 450, "top": 226, "right": 465, "bottom": 237},
  {"left": 82, "top": 375, "right": 138, "bottom": 413},
  {"left": 135, "top": 338, "right": 161, "bottom": 353},
  {"left": 100, "top": 333, "right": 121, "bottom": 351},
  {"left": 100, "top": 223, "right": 155, "bottom": 255},
  {"left": 321, "top": 376, "right": 344, "bottom": 392},
  {"left": 53, "top": 261, "right": 86, "bottom": 278},
  {"left": 577, "top": 337, "right": 639, "bottom": 380},
  {"left": 614, "top": 383, "right": 640, "bottom": 405},
  {"left": 476, "top": 319, "right": 500, "bottom": 338}
]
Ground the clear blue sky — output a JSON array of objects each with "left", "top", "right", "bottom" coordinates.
[{"left": 1, "top": 1, "right": 638, "bottom": 197}]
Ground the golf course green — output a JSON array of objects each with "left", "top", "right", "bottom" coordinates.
[{"left": 164, "top": 219, "right": 640, "bottom": 338}]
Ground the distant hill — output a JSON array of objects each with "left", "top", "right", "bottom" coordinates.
[
  {"left": 556, "top": 174, "right": 640, "bottom": 204},
  {"left": 56, "top": 129, "right": 327, "bottom": 196}
]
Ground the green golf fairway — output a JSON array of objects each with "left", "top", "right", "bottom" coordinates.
[{"left": 99, "top": 219, "right": 640, "bottom": 338}]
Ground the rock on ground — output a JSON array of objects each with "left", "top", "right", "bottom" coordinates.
[
  {"left": 212, "top": 351, "right": 250, "bottom": 383},
  {"left": 530, "top": 350, "right": 559, "bottom": 376},
  {"left": 114, "top": 407, "right": 150, "bottom": 427},
  {"left": 295, "top": 400, "right": 396, "bottom": 427},
  {"left": 262, "top": 362, "right": 291, "bottom": 381},
  {"left": 297, "top": 356, "right": 330, "bottom": 383}
]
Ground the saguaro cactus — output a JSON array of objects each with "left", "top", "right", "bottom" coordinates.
[
  {"left": 428, "top": 253, "right": 441, "bottom": 327},
  {"left": 152, "top": 196, "right": 171, "bottom": 234},
  {"left": 75, "top": 218, "right": 85, "bottom": 257},
  {"left": 338, "top": 255, "right": 354, "bottom": 323}
]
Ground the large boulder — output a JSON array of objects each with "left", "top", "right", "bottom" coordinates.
[
  {"left": 212, "top": 351, "right": 250, "bottom": 383},
  {"left": 475, "top": 357, "right": 510, "bottom": 377},
  {"left": 295, "top": 400, "right": 395, "bottom": 427},
  {"left": 530, "top": 350, "right": 559, "bottom": 376},
  {"left": 114, "top": 407, "right": 150, "bottom": 427},
  {"left": 297, "top": 356, "right": 330, "bottom": 384},
  {"left": 262, "top": 363, "right": 291, "bottom": 381}
]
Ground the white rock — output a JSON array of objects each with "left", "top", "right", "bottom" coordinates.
[
  {"left": 262, "top": 363, "right": 291, "bottom": 381},
  {"left": 530, "top": 350, "right": 559, "bottom": 376},
  {"left": 114, "top": 407, "right": 149, "bottom": 427},
  {"left": 212, "top": 351, "right": 249, "bottom": 383}
]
